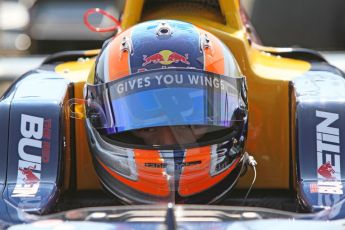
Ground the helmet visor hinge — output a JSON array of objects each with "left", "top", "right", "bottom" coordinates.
[
  {"left": 120, "top": 36, "right": 133, "bottom": 56},
  {"left": 200, "top": 33, "right": 212, "bottom": 54}
]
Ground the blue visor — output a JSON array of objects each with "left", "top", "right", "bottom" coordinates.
[{"left": 85, "top": 69, "right": 246, "bottom": 135}]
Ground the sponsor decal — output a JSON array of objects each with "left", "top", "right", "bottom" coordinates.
[
  {"left": 114, "top": 71, "right": 229, "bottom": 96},
  {"left": 316, "top": 110, "right": 341, "bottom": 181},
  {"left": 42, "top": 119, "right": 52, "bottom": 163},
  {"left": 12, "top": 114, "right": 52, "bottom": 198},
  {"left": 142, "top": 50, "right": 190, "bottom": 66},
  {"left": 314, "top": 110, "right": 343, "bottom": 205},
  {"left": 144, "top": 161, "right": 201, "bottom": 169},
  {"left": 310, "top": 181, "right": 343, "bottom": 195}
]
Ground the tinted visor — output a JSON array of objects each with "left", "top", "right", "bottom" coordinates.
[{"left": 85, "top": 69, "right": 246, "bottom": 135}]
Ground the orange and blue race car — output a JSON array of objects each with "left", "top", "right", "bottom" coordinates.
[{"left": 1, "top": 0, "right": 345, "bottom": 229}]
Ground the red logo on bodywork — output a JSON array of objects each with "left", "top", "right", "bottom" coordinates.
[
  {"left": 318, "top": 161, "right": 335, "bottom": 179},
  {"left": 19, "top": 165, "right": 39, "bottom": 185},
  {"left": 142, "top": 50, "right": 190, "bottom": 66}
]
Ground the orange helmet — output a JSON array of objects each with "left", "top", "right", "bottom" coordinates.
[{"left": 84, "top": 20, "right": 248, "bottom": 204}]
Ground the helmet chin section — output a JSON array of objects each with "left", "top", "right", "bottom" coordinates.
[{"left": 92, "top": 150, "right": 245, "bottom": 204}]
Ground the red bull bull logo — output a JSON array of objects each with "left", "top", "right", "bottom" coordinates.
[
  {"left": 318, "top": 161, "right": 336, "bottom": 179},
  {"left": 19, "top": 165, "right": 40, "bottom": 185},
  {"left": 142, "top": 50, "right": 190, "bottom": 66},
  {"left": 12, "top": 161, "right": 41, "bottom": 197}
]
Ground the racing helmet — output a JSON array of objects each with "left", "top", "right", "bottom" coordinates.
[{"left": 84, "top": 20, "right": 248, "bottom": 204}]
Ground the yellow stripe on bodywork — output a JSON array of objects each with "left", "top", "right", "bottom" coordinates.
[
  {"left": 55, "top": 58, "right": 102, "bottom": 190},
  {"left": 251, "top": 49, "right": 311, "bottom": 80},
  {"left": 55, "top": 58, "right": 96, "bottom": 82}
]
